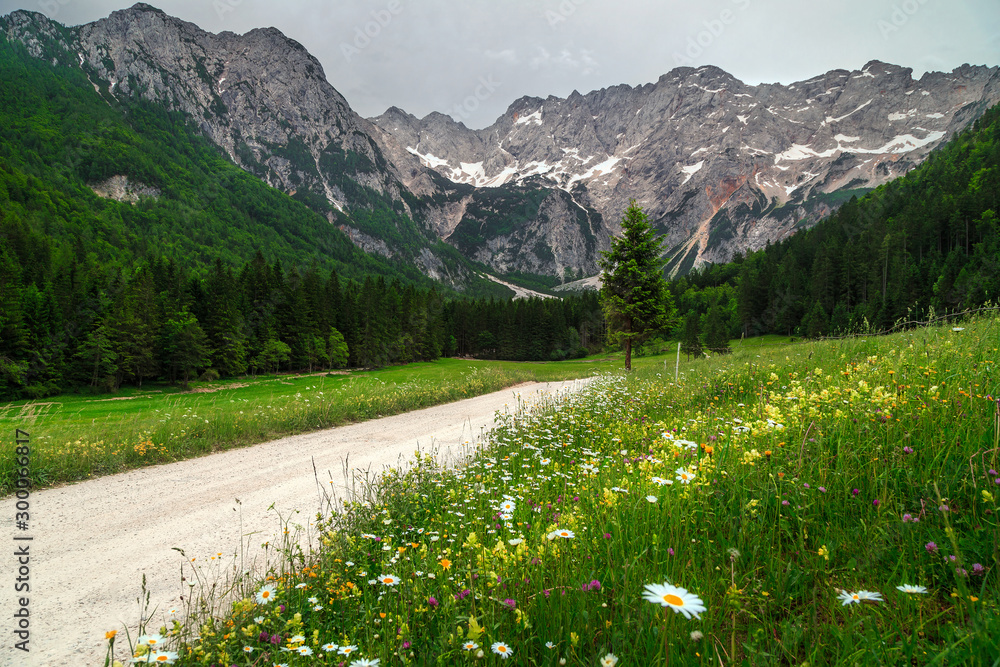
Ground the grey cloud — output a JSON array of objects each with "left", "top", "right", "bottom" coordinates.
[{"left": 0, "top": 0, "right": 996, "bottom": 128}]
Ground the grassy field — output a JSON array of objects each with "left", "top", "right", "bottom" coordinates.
[
  {"left": 107, "top": 313, "right": 999, "bottom": 666},
  {"left": 1, "top": 356, "right": 655, "bottom": 494}
]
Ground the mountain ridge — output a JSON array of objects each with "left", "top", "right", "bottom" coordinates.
[
  {"left": 3, "top": 3, "right": 998, "bottom": 285},
  {"left": 372, "top": 59, "right": 1000, "bottom": 275}
]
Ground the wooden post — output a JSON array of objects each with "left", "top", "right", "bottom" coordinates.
[{"left": 675, "top": 342, "right": 681, "bottom": 383}]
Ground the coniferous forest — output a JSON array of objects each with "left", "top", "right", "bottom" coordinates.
[
  {"left": 2, "top": 31, "right": 998, "bottom": 401},
  {"left": 668, "top": 103, "right": 1000, "bottom": 343}
]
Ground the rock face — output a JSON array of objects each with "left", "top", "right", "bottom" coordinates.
[
  {"left": 1, "top": 3, "right": 474, "bottom": 285},
  {"left": 373, "top": 61, "right": 1000, "bottom": 274},
  {"left": 4, "top": 4, "right": 999, "bottom": 283},
  {"left": 90, "top": 175, "right": 160, "bottom": 202}
]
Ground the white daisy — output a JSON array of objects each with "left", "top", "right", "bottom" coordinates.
[
  {"left": 642, "top": 582, "right": 707, "bottom": 619},
  {"left": 491, "top": 641, "right": 513, "bottom": 659},
  {"left": 675, "top": 467, "right": 696, "bottom": 484},
  {"left": 136, "top": 634, "right": 165, "bottom": 647},
  {"left": 255, "top": 584, "right": 277, "bottom": 604},
  {"left": 839, "top": 589, "right": 883, "bottom": 605},
  {"left": 896, "top": 584, "right": 928, "bottom": 594}
]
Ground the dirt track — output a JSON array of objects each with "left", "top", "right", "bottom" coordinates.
[{"left": 2, "top": 380, "right": 587, "bottom": 666}]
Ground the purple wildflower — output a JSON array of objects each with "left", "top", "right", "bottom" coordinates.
[
  {"left": 852, "top": 488, "right": 860, "bottom": 496},
  {"left": 872, "top": 499, "right": 880, "bottom": 507},
  {"left": 925, "top": 542, "right": 938, "bottom": 554},
  {"left": 902, "top": 513, "right": 913, "bottom": 523},
  {"left": 428, "top": 596, "right": 438, "bottom": 607}
]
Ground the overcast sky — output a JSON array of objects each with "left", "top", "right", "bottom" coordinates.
[{"left": 2, "top": 0, "right": 998, "bottom": 128}]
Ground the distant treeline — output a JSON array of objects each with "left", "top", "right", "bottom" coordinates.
[
  {"left": 0, "top": 245, "right": 608, "bottom": 398},
  {"left": 2, "top": 28, "right": 997, "bottom": 398},
  {"left": 669, "top": 103, "right": 1000, "bottom": 342}
]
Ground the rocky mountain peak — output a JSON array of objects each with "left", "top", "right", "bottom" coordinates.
[
  {"left": 4, "top": 5, "right": 998, "bottom": 286},
  {"left": 374, "top": 60, "right": 1000, "bottom": 275}
]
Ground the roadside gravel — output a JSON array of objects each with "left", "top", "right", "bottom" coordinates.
[{"left": 2, "top": 379, "right": 588, "bottom": 666}]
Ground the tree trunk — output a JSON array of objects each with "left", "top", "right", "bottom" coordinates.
[{"left": 625, "top": 338, "right": 632, "bottom": 371}]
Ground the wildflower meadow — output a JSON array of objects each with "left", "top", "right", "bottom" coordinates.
[{"left": 116, "top": 314, "right": 997, "bottom": 666}]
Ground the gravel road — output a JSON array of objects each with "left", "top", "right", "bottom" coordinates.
[{"left": 2, "top": 379, "right": 588, "bottom": 666}]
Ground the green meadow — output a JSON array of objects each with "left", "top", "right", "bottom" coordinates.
[
  {"left": 104, "top": 313, "right": 998, "bottom": 666},
  {"left": 2, "top": 357, "right": 633, "bottom": 493}
]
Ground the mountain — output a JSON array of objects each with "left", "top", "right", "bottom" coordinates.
[
  {"left": 665, "top": 101, "right": 1000, "bottom": 340},
  {"left": 0, "top": 3, "right": 503, "bottom": 291},
  {"left": 373, "top": 61, "right": 1000, "bottom": 276},
  {"left": 3, "top": 4, "right": 998, "bottom": 287}
]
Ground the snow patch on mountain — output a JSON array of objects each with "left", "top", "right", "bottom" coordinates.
[
  {"left": 407, "top": 147, "right": 449, "bottom": 168},
  {"left": 680, "top": 160, "right": 704, "bottom": 185},
  {"left": 515, "top": 109, "right": 542, "bottom": 126}
]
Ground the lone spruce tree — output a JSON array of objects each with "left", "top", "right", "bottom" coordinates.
[{"left": 599, "top": 201, "right": 675, "bottom": 370}]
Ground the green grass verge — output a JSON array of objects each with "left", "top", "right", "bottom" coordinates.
[
  {"left": 114, "top": 313, "right": 999, "bottom": 665},
  {"left": 1, "top": 359, "right": 618, "bottom": 494}
]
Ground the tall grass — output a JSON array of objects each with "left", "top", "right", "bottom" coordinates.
[{"left": 114, "top": 313, "right": 998, "bottom": 666}]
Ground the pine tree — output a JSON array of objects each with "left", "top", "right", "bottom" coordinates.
[
  {"left": 703, "top": 302, "right": 731, "bottom": 354},
  {"left": 599, "top": 201, "right": 675, "bottom": 370},
  {"left": 681, "top": 310, "right": 702, "bottom": 360}
]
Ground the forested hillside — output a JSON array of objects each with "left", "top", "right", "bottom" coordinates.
[
  {"left": 0, "top": 36, "right": 547, "bottom": 399},
  {"left": 670, "top": 103, "right": 1000, "bottom": 340},
  {"left": 3, "top": 23, "right": 997, "bottom": 400}
]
